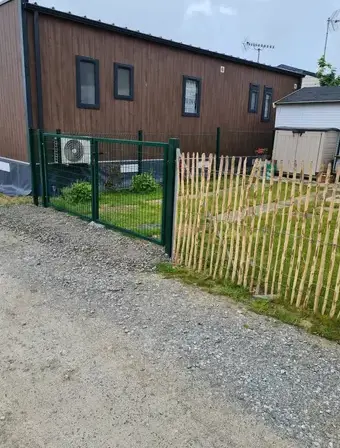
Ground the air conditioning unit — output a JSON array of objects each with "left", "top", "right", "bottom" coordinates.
[{"left": 61, "top": 138, "right": 91, "bottom": 165}]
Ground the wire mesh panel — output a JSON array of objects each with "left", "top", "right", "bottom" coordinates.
[
  {"left": 39, "top": 131, "right": 169, "bottom": 245},
  {"left": 43, "top": 133, "right": 93, "bottom": 220},
  {"left": 96, "top": 138, "right": 166, "bottom": 243}
]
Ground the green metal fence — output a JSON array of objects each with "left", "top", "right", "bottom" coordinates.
[{"left": 30, "top": 129, "right": 177, "bottom": 255}]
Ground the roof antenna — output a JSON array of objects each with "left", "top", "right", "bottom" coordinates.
[
  {"left": 242, "top": 39, "right": 275, "bottom": 63},
  {"left": 323, "top": 10, "right": 340, "bottom": 58}
]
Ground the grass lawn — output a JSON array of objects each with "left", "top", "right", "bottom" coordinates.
[
  {"left": 51, "top": 187, "right": 163, "bottom": 240},
  {"left": 174, "top": 175, "right": 340, "bottom": 336},
  {"left": 0, "top": 194, "right": 32, "bottom": 206},
  {"left": 180, "top": 176, "right": 319, "bottom": 217}
]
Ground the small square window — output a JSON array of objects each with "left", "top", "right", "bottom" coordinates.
[
  {"left": 76, "top": 56, "right": 100, "bottom": 109},
  {"left": 248, "top": 83, "right": 259, "bottom": 113},
  {"left": 114, "top": 63, "right": 134, "bottom": 100},
  {"left": 261, "top": 87, "right": 273, "bottom": 122},
  {"left": 182, "top": 76, "right": 201, "bottom": 117}
]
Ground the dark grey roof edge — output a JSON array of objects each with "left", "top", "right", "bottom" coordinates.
[
  {"left": 24, "top": 2, "right": 304, "bottom": 78},
  {"left": 274, "top": 86, "right": 340, "bottom": 105},
  {"left": 277, "top": 100, "right": 340, "bottom": 105},
  {"left": 277, "top": 64, "right": 316, "bottom": 78},
  {"left": 0, "top": 0, "right": 15, "bottom": 7},
  {"left": 276, "top": 127, "right": 340, "bottom": 132}
]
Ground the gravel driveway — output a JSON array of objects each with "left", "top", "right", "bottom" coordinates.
[{"left": 0, "top": 205, "right": 339, "bottom": 448}]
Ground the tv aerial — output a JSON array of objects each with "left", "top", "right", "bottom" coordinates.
[
  {"left": 323, "top": 10, "right": 340, "bottom": 58},
  {"left": 242, "top": 39, "right": 275, "bottom": 63}
]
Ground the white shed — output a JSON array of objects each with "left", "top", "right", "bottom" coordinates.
[{"left": 273, "top": 87, "right": 340, "bottom": 174}]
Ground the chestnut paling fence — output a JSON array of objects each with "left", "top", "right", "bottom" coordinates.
[{"left": 173, "top": 153, "right": 340, "bottom": 319}]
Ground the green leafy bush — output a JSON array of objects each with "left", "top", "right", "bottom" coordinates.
[
  {"left": 61, "top": 181, "right": 92, "bottom": 203},
  {"left": 131, "top": 173, "right": 158, "bottom": 193}
]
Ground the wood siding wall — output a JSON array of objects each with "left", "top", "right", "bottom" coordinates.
[
  {"left": 0, "top": 0, "right": 27, "bottom": 161},
  {"left": 28, "top": 13, "right": 300, "bottom": 156}
]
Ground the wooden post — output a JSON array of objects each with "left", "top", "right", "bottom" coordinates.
[
  {"left": 271, "top": 164, "right": 290, "bottom": 295},
  {"left": 250, "top": 160, "right": 267, "bottom": 291},
  {"left": 299, "top": 180, "right": 321, "bottom": 309},
  {"left": 209, "top": 156, "right": 224, "bottom": 276},
  {"left": 293, "top": 162, "right": 313, "bottom": 307},
  {"left": 180, "top": 153, "right": 191, "bottom": 265},
  {"left": 238, "top": 159, "right": 257, "bottom": 285},
  {"left": 213, "top": 156, "right": 229, "bottom": 279},
  {"left": 264, "top": 161, "right": 283, "bottom": 295},
  {"left": 277, "top": 163, "right": 297, "bottom": 296},
  {"left": 255, "top": 160, "right": 274, "bottom": 294},
  {"left": 285, "top": 162, "right": 305, "bottom": 303},
  {"left": 192, "top": 153, "right": 206, "bottom": 270},
  {"left": 330, "top": 249, "right": 340, "bottom": 318},
  {"left": 219, "top": 157, "right": 235, "bottom": 278},
  {"left": 174, "top": 153, "right": 186, "bottom": 263},
  {"left": 325, "top": 174, "right": 340, "bottom": 316},
  {"left": 233, "top": 158, "right": 248, "bottom": 284},
  {"left": 188, "top": 152, "right": 200, "bottom": 268},
  {"left": 305, "top": 164, "right": 331, "bottom": 313},
  {"left": 172, "top": 149, "right": 181, "bottom": 262},
  {"left": 243, "top": 159, "right": 260, "bottom": 287},
  {"left": 204, "top": 155, "right": 217, "bottom": 272},
  {"left": 226, "top": 157, "right": 242, "bottom": 279},
  {"left": 197, "top": 154, "right": 213, "bottom": 272},
  {"left": 184, "top": 153, "right": 196, "bottom": 266},
  {"left": 317, "top": 167, "right": 339, "bottom": 313}
]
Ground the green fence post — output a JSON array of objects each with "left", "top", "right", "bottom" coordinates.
[
  {"left": 28, "top": 129, "right": 39, "bottom": 206},
  {"left": 37, "top": 129, "right": 48, "bottom": 207},
  {"left": 138, "top": 129, "right": 143, "bottom": 174},
  {"left": 216, "top": 126, "right": 221, "bottom": 171},
  {"left": 91, "top": 138, "right": 99, "bottom": 221},
  {"left": 161, "top": 144, "right": 169, "bottom": 246},
  {"left": 164, "top": 138, "right": 179, "bottom": 257}
]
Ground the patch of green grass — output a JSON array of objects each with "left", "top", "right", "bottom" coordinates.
[
  {"left": 0, "top": 194, "right": 32, "bottom": 206},
  {"left": 100, "top": 187, "right": 162, "bottom": 205},
  {"left": 51, "top": 187, "right": 163, "bottom": 239},
  {"left": 180, "top": 180, "right": 313, "bottom": 216},
  {"left": 157, "top": 263, "right": 340, "bottom": 342},
  {"left": 157, "top": 263, "right": 251, "bottom": 302}
]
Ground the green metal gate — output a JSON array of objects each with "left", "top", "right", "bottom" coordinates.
[{"left": 30, "top": 130, "right": 178, "bottom": 255}]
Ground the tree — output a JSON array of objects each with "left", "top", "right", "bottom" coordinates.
[{"left": 316, "top": 56, "right": 340, "bottom": 86}]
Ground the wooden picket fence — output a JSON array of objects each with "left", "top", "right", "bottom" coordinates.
[{"left": 173, "top": 153, "right": 340, "bottom": 320}]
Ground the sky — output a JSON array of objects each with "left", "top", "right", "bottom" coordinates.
[{"left": 37, "top": 0, "right": 340, "bottom": 72}]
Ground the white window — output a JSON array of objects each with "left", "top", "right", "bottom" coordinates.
[
  {"left": 261, "top": 87, "right": 273, "bottom": 121},
  {"left": 182, "top": 76, "right": 201, "bottom": 117}
]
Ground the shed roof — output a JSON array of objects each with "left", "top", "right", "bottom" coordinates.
[
  {"left": 23, "top": 1, "right": 305, "bottom": 78},
  {"left": 275, "top": 86, "right": 340, "bottom": 105},
  {"left": 277, "top": 64, "right": 317, "bottom": 78}
]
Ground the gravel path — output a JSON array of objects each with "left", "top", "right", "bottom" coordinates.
[{"left": 0, "top": 205, "right": 339, "bottom": 447}]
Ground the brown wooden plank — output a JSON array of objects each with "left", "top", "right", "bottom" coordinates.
[
  {"left": 25, "top": 11, "right": 300, "bottom": 156},
  {"left": 0, "top": 0, "right": 27, "bottom": 161}
]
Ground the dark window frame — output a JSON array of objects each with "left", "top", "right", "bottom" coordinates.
[
  {"left": 182, "top": 75, "right": 201, "bottom": 117},
  {"left": 114, "top": 63, "right": 134, "bottom": 101},
  {"left": 248, "top": 83, "right": 259, "bottom": 113},
  {"left": 261, "top": 86, "right": 273, "bottom": 122},
  {"left": 76, "top": 55, "right": 100, "bottom": 109}
]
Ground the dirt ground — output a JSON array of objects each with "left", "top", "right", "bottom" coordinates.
[{"left": 0, "top": 205, "right": 339, "bottom": 447}]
